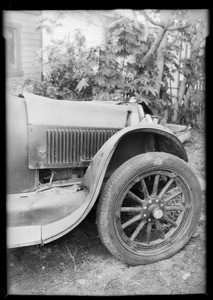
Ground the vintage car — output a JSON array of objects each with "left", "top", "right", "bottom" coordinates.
[{"left": 6, "top": 93, "right": 201, "bottom": 265}]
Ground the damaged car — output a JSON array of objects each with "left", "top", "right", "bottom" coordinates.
[{"left": 6, "top": 93, "right": 201, "bottom": 265}]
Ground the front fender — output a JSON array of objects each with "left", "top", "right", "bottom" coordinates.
[
  {"left": 81, "top": 123, "right": 188, "bottom": 211},
  {"left": 7, "top": 123, "right": 188, "bottom": 248}
]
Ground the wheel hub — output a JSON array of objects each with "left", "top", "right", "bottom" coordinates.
[
  {"left": 152, "top": 207, "right": 164, "bottom": 219},
  {"left": 142, "top": 197, "right": 164, "bottom": 220}
]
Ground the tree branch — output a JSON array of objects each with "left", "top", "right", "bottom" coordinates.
[
  {"left": 166, "top": 23, "right": 190, "bottom": 31},
  {"left": 141, "top": 11, "right": 165, "bottom": 28},
  {"left": 141, "top": 27, "right": 166, "bottom": 65},
  {"left": 155, "top": 31, "right": 168, "bottom": 97},
  {"left": 132, "top": 10, "right": 140, "bottom": 28},
  {"left": 107, "top": 17, "right": 128, "bottom": 29}
]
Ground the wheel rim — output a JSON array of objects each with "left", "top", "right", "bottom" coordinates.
[{"left": 114, "top": 168, "right": 193, "bottom": 253}]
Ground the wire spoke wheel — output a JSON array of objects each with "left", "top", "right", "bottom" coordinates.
[
  {"left": 116, "top": 170, "right": 187, "bottom": 250},
  {"left": 97, "top": 152, "right": 202, "bottom": 265}
]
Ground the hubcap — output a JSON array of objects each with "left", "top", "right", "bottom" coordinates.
[
  {"left": 143, "top": 197, "right": 164, "bottom": 221},
  {"left": 152, "top": 207, "right": 164, "bottom": 219}
]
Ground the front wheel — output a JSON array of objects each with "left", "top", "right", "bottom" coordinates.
[{"left": 97, "top": 152, "right": 202, "bottom": 265}]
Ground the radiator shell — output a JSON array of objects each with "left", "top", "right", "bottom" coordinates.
[{"left": 29, "top": 125, "right": 119, "bottom": 169}]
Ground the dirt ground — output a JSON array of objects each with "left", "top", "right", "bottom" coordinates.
[{"left": 6, "top": 129, "right": 206, "bottom": 295}]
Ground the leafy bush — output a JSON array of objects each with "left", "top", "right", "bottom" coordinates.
[
  {"left": 23, "top": 23, "right": 161, "bottom": 103},
  {"left": 23, "top": 13, "right": 205, "bottom": 127}
]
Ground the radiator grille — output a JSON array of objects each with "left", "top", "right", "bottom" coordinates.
[{"left": 46, "top": 128, "right": 118, "bottom": 165}]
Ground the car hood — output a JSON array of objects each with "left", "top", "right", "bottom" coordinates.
[{"left": 23, "top": 93, "right": 130, "bottom": 129}]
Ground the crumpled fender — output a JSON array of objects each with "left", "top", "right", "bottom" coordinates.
[{"left": 78, "top": 122, "right": 188, "bottom": 220}]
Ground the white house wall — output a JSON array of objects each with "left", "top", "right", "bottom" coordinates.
[
  {"left": 4, "top": 11, "right": 42, "bottom": 77},
  {"left": 42, "top": 10, "right": 116, "bottom": 49},
  {"left": 4, "top": 10, "right": 42, "bottom": 96}
]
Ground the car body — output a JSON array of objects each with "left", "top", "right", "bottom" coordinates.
[{"left": 6, "top": 93, "right": 201, "bottom": 265}]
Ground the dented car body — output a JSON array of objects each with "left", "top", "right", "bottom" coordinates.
[{"left": 7, "top": 93, "right": 201, "bottom": 265}]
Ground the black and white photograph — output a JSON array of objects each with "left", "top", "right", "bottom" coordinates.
[{"left": 4, "top": 9, "right": 207, "bottom": 295}]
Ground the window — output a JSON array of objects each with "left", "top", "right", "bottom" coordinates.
[{"left": 4, "top": 22, "right": 23, "bottom": 77}]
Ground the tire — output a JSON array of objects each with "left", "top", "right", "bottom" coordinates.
[{"left": 96, "top": 152, "right": 202, "bottom": 265}]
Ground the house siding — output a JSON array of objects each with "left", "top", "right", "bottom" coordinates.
[
  {"left": 4, "top": 10, "right": 42, "bottom": 95},
  {"left": 42, "top": 10, "right": 119, "bottom": 49}
]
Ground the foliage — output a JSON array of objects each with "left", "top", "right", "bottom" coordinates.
[
  {"left": 24, "top": 21, "right": 161, "bottom": 102},
  {"left": 178, "top": 90, "right": 205, "bottom": 127},
  {"left": 23, "top": 10, "right": 207, "bottom": 126}
]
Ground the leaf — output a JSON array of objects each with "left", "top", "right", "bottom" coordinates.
[
  {"left": 182, "top": 67, "right": 191, "bottom": 76},
  {"left": 94, "top": 76, "right": 106, "bottom": 86},
  {"left": 75, "top": 78, "right": 89, "bottom": 92},
  {"left": 141, "top": 85, "right": 158, "bottom": 97},
  {"left": 141, "top": 97, "right": 151, "bottom": 106},
  {"left": 155, "top": 98, "right": 166, "bottom": 107},
  {"left": 148, "top": 86, "right": 158, "bottom": 96},
  {"left": 101, "top": 67, "right": 114, "bottom": 77},
  {"left": 106, "top": 80, "right": 116, "bottom": 89},
  {"left": 114, "top": 44, "right": 125, "bottom": 53}
]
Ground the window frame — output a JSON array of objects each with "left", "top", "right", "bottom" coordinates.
[{"left": 4, "top": 22, "right": 24, "bottom": 77}]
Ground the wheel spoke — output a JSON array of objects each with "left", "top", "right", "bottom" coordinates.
[
  {"left": 140, "top": 179, "right": 149, "bottom": 199},
  {"left": 130, "top": 220, "right": 147, "bottom": 241},
  {"left": 155, "top": 220, "right": 165, "bottom": 239},
  {"left": 158, "top": 178, "right": 175, "bottom": 198},
  {"left": 121, "top": 214, "right": 141, "bottom": 229},
  {"left": 163, "top": 190, "right": 183, "bottom": 204},
  {"left": 121, "top": 207, "right": 142, "bottom": 213},
  {"left": 152, "top": 174, "right": 160, "bottom": 196},
  {"left": 146, "top": 222, "right": 152, "bottom": 245},
  {"left": 127, "top": 191, "right": 144, "bottom": 205},
  {"left": 164, "top": 205, "right": 184, "bottom": 211},
  {"left": 162, "top": 214, "right": 177, "bottom": 227}
]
